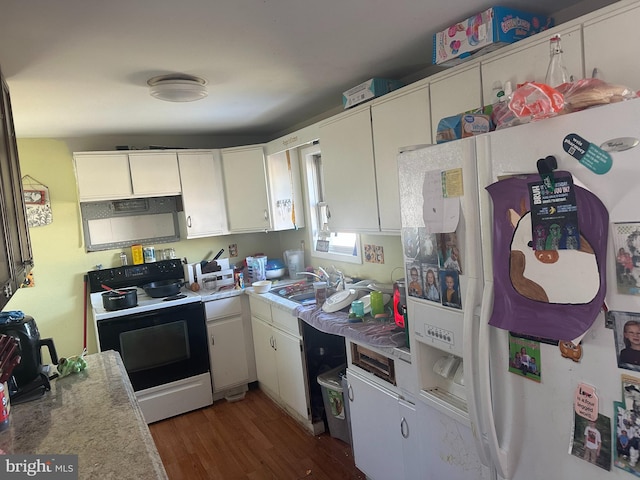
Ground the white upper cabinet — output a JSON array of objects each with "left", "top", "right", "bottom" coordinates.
[
  {"left": 371, "top": 82, "right": 431, "bottom": 232},
  {"left": 74, "top": 151, "right": 181, "bottom": 201},
  {"left": 74, "top": 152, "right": 132, "bottom": 201},
  {"left": 178, "top": 150, "right": 228, "bottom": 238},
  {"left": 480, "top": 25, "right": 583, "bottom": 103},
  {"left": 583, "top": 2, "right": 640, "bottom": 90},
  {"left": 127, "top": 151, "right": 181, "bottom": 197},
  {"left": 318, "top": 105, "right": 379, "bottom": 233},
  {"left": 266, "top": 149, "right": 305, "bottom": 231},
  {"left": 429, "top": 63, "right": 482, "bottom": 141},
  {"left": 221, "top": 144, "right": 271, "bottom": 233}
]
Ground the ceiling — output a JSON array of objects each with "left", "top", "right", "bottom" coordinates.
[{"left": 0, "top": 0, "right": 615, "bottom": 141}]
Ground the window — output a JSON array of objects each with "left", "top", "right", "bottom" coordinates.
[{"left": 301, "top": 143, "right": 361, "bottom": 264}]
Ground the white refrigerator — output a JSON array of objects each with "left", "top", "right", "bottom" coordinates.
[{"left": 399, "top": 98, "right": 640, "bottom": 480}]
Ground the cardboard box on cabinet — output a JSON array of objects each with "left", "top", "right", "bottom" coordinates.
[
  {"left": 342, "top": 78, "right": 405, "bottom": 109},
  {"left": 433, "top": 6, "right": 554, "bottom": 67}
]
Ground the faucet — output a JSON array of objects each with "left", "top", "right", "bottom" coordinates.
[
  {"left": 296, "top": 271, "right": 326, "bottom": 283},
  {"left": 297, "top": 267, "right": 345, "bottom": 292}
]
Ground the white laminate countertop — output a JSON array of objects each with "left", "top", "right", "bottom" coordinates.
[
  {"left": 197, "top": 282, "right": 410, "bottom": 362},
  {"left": 0, "top": 351, "right": 168, "bottom": 480},
  {"left": 244, "top": 286, "right": 411, "bottom": 362}
]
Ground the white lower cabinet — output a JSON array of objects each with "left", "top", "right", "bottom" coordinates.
[
  {"left": 205, "top": 297, "right": 250, "bottom": 399},
  {"left": 346, "top": 368, "right": 419, "bottom": 480},
  {"left": 249, "top": 296, "right": 313, "bottom": 430}
]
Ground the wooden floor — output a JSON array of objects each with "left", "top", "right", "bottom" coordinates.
[{"left": 149, "top": 387, "right": 366, "bottom": 480}]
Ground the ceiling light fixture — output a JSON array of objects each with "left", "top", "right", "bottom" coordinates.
[{"left": 147, "top": 74, "right": 208, "bottom": 102}]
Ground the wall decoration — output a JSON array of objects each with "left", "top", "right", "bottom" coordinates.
[
  {"left": 23, "top": 189, "right": 46, "bottom": 205},
  {"left": 22, "top": 175, "right": 52, "bottom": 227},
  {"left": 364, "top": 244, "right": 384, "bottom": 264},
  {"left": 20, "top": 271, "right": 34, "bottom": 288}
]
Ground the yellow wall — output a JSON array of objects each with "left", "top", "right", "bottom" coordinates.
[{"left": 7, "top": 139, "right": 403, "bottom": 361}]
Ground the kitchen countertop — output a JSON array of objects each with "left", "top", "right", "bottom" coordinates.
[
  {"left": 244, "top": 286, "right": 410, "bottom": 362},
  {"left": 0, "top": 351, "right": 168, "bottom": 480}
]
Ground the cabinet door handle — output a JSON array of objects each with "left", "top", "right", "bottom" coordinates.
[
  {"left": 264, "top": 209, "right": 269, "bottom": 221},
  {"left": 273, "top": 337, "right": 277, "bottom": 351},
  {"left": 187, "top": 215, "right": 192, "bottom": 228},
  {"left": 347, "top": 382, "right": 353, "bottom": 402},
  {"left": 210, "top": 334, "right": 215, "bottom": 346},
  {"left": 400, "top": 417, "right": 409, "bottom": 439}
]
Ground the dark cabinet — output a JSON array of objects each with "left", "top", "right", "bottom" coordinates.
[{"left": 0, "top": 68, "right": 33, "bottom": 309}]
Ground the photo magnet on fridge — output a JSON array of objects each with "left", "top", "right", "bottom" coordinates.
[
  {"left": 570, "top": 411, "right": 611, "bottom": 471},
  {"left": 613, "top": 401, "right": 640, "bottom": 476},
  {"left": 612, "top": 311, "right": 640, "bottom": 372},
  {"left": 613, "top": 223, "right": 640, "bottom": 296}
]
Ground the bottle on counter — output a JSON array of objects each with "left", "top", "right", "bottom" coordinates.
[
  {"left": 119, "top": 252, "right": 128, "bottom": 266},
  {"left": 545, "top": 35, "right": 569, "bottom": 88}
]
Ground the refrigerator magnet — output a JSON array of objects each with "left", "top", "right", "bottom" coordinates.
[
  {"left": 563, "top": 133, "right": 612, "bottom": 175},
  {"left": 575, "top": 383, "right": 599, "bottom": 421}
]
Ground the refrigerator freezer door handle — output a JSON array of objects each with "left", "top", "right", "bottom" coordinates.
[
  {"left": 478, "top": 281, "right": 510, "bottom": 479},
  {"left": 463, "top": 276, "right": 492, "bottom": 468}
]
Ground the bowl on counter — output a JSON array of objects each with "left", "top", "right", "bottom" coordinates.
[
  {"left": 252, "top": 280, "right": 272, "bottom": 294},
  {"left": 265, "top": 258, "right": 286, "bottom": 279}
]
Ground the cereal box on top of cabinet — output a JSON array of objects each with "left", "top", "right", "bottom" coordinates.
[
  {"left": 342, "top": 78, "right": 405, "bottom": 109},
  {"left": 433, "top": 6, "right": 554, "bottom": 67}
]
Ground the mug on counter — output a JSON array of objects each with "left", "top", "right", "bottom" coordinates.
[{"left": 351, "top": 300, "right": 364, "bottom": 317}]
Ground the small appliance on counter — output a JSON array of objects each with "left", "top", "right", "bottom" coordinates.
[{"left": 0, "top": 313, "right": 58, "bottom": 404}]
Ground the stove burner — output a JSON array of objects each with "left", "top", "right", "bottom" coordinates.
[{"left": 163, "top": 294, "right": 187, "bottom": 301}]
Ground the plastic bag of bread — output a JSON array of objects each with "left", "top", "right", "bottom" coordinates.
[
  {"left": 558, "top": 78, "right": 636, "bottom": 112},
  {"left": 506, "top": 82, "right": 565, "bottom": 122}
]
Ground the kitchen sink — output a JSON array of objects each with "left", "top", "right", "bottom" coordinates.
[
  {"left": 272, "top": 284, "right": 317, "bottom": 306},
  {"left": 286, "top": 291, "right": 316, "bottom": 305}
]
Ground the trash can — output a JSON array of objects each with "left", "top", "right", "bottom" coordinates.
[{"left": 317, "top": 364, "right": 351, "bottom": 444}]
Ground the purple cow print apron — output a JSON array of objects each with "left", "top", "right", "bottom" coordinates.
[{"left": 486, "top": 172, "right": 608, "bottom": 341}]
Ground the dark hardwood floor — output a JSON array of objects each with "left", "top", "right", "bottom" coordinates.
[{"left": 149, "top": 387, "right": 366, "bottom": 479}]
